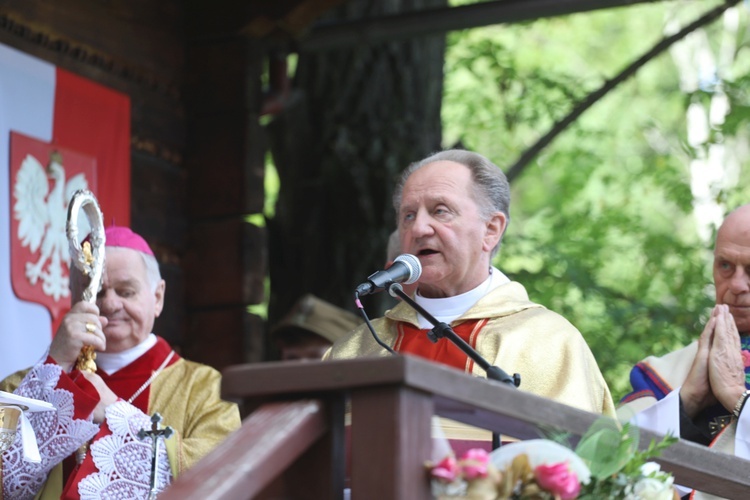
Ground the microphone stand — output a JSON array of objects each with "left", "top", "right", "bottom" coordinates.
[
  {"left": 389, "top": 283, "right": 521, "bottom": 449},
  {"left": 390, "top": 284, "right": 520, "bottom": 388}
]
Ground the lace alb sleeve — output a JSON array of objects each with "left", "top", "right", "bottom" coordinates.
[
  {"left": 78, "top": 401, "right": 172, "bottom": 499},
  {"left": 2, "top": 363, "right": 100, "bottom": 499}
]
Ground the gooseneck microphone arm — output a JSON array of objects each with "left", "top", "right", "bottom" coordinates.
[{"left": 389, "top": 284, "right": 521, "bottom": 388}]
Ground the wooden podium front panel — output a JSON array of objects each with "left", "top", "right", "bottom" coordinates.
[{"left": 350, "top": 386, "right": 433, "bottom": 500}]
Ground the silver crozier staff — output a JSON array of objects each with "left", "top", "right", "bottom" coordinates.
[
  {"left": 66, "top": 189, "right": 106, "bottom": 373},
  {"left": 66, "top": 189, "right": 106, "bottom": 464}
]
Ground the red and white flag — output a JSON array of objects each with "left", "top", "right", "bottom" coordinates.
[{"left": 0, "top": 43, "right": 130, "bottom": 378}]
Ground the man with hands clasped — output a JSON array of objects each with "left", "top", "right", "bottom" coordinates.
[
  {"left": 681, "top": 304, "right": 749, "bottom": 442},
  {"left": 621, "top": 204, "right": 750, "bottom": 495}
]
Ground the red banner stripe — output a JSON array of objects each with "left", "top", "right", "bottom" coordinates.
[{"left": 53, "top": 68, "right": 130, "bottom": 227}]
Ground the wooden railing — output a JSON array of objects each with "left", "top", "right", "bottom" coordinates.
[{"left": 161, "top": 355, "right": 750, "bottom": 499}]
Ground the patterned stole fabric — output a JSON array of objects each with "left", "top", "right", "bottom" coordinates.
[{"left": 741, "top": 336, "right": 750, "bottom": 388}]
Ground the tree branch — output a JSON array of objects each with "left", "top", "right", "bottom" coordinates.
[{"left": 506, "top": 0, "right": 741, "bottom": 183}]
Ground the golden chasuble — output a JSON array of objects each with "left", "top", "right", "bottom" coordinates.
[
  {"left": 148, "top": 356, "right": 241, "bottom": 473},
  {"left": 326, "top": 281, "right": 616, "bottom": 420}
]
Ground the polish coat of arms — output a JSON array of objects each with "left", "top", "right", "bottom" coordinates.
[{"left": 9, "top": 132, "right": 97, "bottom": 324}]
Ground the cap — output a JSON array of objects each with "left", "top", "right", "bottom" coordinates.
[
  {"left": 273, "top": 294, "right": 362, "bottom": 344},
  {"left": 104, "top": 225, "right": 154, "bottom": 256}
]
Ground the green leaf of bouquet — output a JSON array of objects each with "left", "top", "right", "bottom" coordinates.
[
  {"left": 534, "top": 424, "right": 573, "bottom": 447},
  {"left": 576, "top": 419, "right": 638, "bottom": 479}
]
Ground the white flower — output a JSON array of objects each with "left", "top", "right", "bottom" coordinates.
[
  {"left": 626, "top": 477, "right": 674, "bottom": 500},
  {"left": 430, "top": 478, "right": 467, "bottom": 497},
  {"left": 639, "top": 461, "right": 663, "bottom": 477}
]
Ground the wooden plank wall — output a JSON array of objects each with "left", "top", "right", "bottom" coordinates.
[
  {"left": 182, "top": 33, "right": 267, "bottom": 369},
  {"left": 0, "top": 0, "right": 267, "bottom": 371}
]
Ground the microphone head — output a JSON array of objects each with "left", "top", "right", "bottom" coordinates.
[{"left": 394, "top": 254, "right": 421, "bottom": 284}]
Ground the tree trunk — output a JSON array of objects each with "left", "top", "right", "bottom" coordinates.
[{"left": 266, "top": 0, "right": 447, "bottom": 329}]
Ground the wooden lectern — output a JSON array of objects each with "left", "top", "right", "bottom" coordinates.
[{"left": 161, "top": 355, "right": 750, "bottom": 499}]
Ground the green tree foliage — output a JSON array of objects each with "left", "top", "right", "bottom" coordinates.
[{"left": 443, "top": 1, "right": 750, "bottom": 399}]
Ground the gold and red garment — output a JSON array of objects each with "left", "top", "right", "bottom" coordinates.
[
  {"left": 0, "top": 336, "right": 240, "bottom": 499},
  {"left": 326, "top": 281, "right": 616, "bottom": 450}
]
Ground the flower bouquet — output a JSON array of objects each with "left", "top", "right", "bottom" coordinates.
[{"left": 427, "top": 419, "right": 678, "bottom": 499}]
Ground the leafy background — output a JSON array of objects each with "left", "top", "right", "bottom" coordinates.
[{"left": 443, "top": 0, "right": 750, "bottom": 399}]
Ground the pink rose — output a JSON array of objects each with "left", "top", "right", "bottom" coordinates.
[
  {"left": 741, "top": 350, "right": 750, "bottom": 368},
  {"left": 431, "top": 455, "right": 459, "bottom": 482},
  {"left": 535, "top": 461, "right": 580, "bottom": 500},
  {"left": 459, "top": 448, "right": 490, "bottom": 480}
]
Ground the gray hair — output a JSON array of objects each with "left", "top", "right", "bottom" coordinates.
[
  {"left": 392, "top": 149, "right": 510, "bottom": 256},
  {"left": 141, "top": 252, "right": 162, "bottom": 292}
]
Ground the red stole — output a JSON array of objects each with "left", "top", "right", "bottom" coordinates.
[
  {"left": 96, "top": 336, "right": 180, "bottom": 412},
  {"left": 61, "top": 336, "right": 181, "bottom": 500},
  {"left": 393, "top": 319, "right": 488, "bottom": 373},
  {"left": 393, "top": 319, "right": 494, "bottom": 455}
]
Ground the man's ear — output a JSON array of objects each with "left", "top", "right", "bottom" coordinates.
[
  {"left": 154, "top": 280, "right": 166, "bottom": 318},
  {"left": 483, "top": 212, "right": 507, "bottom": 252}
]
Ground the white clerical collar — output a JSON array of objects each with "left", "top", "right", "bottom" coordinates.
[
  {"left": 96, "top": 333, "right": 157, "bottom": 374},
  {"left": 413, "top": 267, "right": 510, "bottom": 329}
]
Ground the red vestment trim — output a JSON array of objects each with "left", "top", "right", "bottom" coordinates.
[
  {"left": 97, "top": 336, "right": 180, "bottom": 412},
  {"left": 61, "top": 336, "right": 181, "bottom": 500},
  {"left": 395, "top": 319, "right": 488, "bottom": 373}
]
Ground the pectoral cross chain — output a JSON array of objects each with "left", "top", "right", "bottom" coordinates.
[{"left": 138, "top": 412, "right": 174, "bottom": 500}]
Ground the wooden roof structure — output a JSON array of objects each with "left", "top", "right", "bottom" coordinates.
[
  {"left": 202, "top": 0, "right": 667, "bottom": 48},
  {"left": 0, "top": 0, "right": 673, "bottom": 371}
]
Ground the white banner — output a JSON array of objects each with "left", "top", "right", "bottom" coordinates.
[{"left": 0, "top": 44, "right": 57, "bottom": 378}]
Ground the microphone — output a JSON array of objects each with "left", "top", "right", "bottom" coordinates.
[{"left": 355, "top": 254, "right": 422, "bottom": 296}]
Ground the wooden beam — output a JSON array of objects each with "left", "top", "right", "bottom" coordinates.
[
  {"left": 220, "top": 356, "right": 750, "bottom": 498},
  {"left": 160, "top": 399, "right": 338, "bottom": 500},
  {"left": 298, "top": 0, "right": 667, "bottom": 51}
]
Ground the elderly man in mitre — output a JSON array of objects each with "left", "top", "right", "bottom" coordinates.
[
  {"left": 326, "top": 149, "right": 615, "bottom": 450},
  {"left": 0, "top": 226, "right": 240, "bottom": 499}
]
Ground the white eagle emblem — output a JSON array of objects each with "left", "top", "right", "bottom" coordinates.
[{"left": 13, "top": 152, "right": 89, "bottom": 301}]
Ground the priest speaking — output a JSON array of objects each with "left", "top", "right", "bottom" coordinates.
[{"left": 325, "top": 149, "right": 615, "bottom": 440}]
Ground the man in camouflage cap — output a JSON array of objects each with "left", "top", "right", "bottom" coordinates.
[{"left": 273, "top": 294, "right": 362, "bottom": 361}]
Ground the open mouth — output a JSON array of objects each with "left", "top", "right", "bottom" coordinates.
[{"left": 418, "top": 249, "right": 439, "bottom": 256}]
